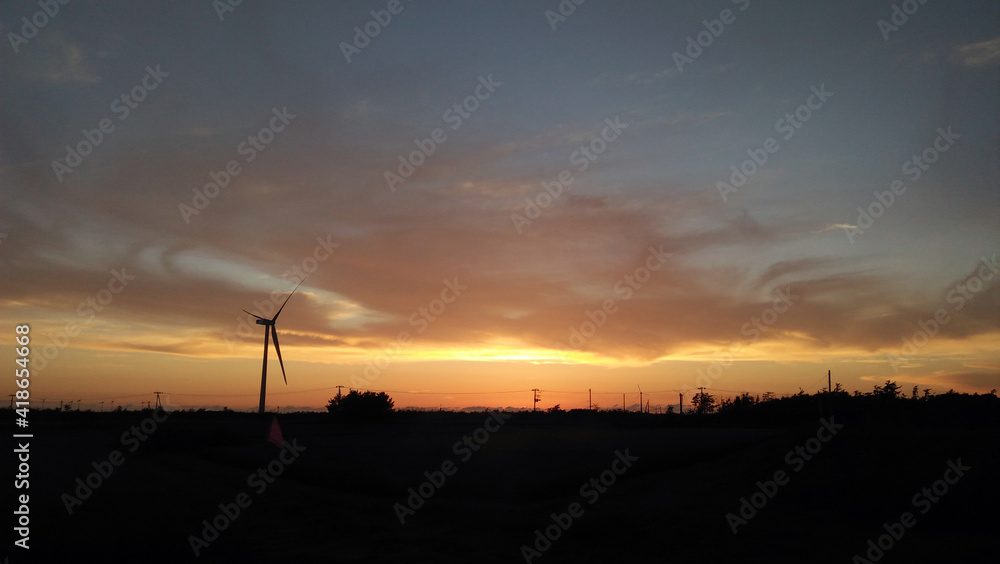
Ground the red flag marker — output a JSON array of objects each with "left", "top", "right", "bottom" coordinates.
[{"left": 267, "top": 416, "right": 284, "bottom": 448}]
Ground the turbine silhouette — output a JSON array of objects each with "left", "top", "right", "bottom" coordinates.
[{"left": 244, "top": 279, "right": 304, "bottom": 415}]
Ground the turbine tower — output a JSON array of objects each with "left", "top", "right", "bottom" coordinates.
[{"left": 244, "top": 280, "right": 304, "bottom": 415}]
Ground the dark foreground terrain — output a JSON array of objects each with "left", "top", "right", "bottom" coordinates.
[{"left": 4, "top": 395, "right": 998, "bottom": 563}]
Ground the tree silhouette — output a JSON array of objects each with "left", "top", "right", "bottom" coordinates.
[
  {"left": 872, "top": 380, "right": 900, "bottom": 398},
  {"left": 327, "top": 390, "right": 394, "bottom": 419},
  {"left": 691, "top": 390, "right": 716, "bottom": 414},
  {"left": 718, "top": 392, "right": 758, "bottom": 413}
]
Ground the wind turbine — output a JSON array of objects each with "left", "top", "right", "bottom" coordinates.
[{"left": 243, "top": 279, "right": 304, "bottom": 415}]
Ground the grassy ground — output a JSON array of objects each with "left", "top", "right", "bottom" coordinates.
[{"left": 8, "top": 408, "right": 998, "bottom": 563}]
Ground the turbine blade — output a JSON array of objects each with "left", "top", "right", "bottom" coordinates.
[
  {"left": 243, "top": 309, "right": 266, "bottom": 320},
  {"left": 272, "top": 278, "right": 305, "bottom": 322},
  {"left": 271, "top": 325, "right": 287, "bottom": 385}
]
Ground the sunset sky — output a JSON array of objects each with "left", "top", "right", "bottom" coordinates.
[{"left": 2, "top": 1, "right": 998, "bottom": 411}]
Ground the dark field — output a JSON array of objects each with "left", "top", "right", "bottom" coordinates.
[{"left": 7, "top": 404, "right": 999, "bottom": 563}]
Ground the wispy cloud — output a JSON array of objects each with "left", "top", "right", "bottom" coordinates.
[
  {"left": 950, "top": 37, "right": 1000, "bottom": 67},
  {"left": 29, "top": 35, "right": 100, "bottom": 84}
]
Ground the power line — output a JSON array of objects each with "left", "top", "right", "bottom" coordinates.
[
  {"left": 377, "top": 389, "right": 530, "bottom": 395},
  {"left": 69, "top": 387, "right": 535, "bottom": 401},
  {"left": 801, "top": 373, "right": 830, "bottom": 392},
  {"left": 59, "top": 393, "right": 150, "bottom": 401},
  {"left": 47, "top": 380, "right": 838, "bottom": 405}
]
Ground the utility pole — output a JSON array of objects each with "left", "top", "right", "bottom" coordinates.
[
  {"left": 100, "top": 401, "right": 105, "bottom": 412},
  {"left": 531, "top": 389, "right": 540, "bottom": 412},
  {"left": 638, "top": 385, "right": 643, "bottom": 414},
  {"left": 41, "top": 398, "right": 46, "bottom": 410},
  {"left": 827, "top": 369, "right": 833, "bottom": 416},
  {"left": 678, "top": 392, "right": 683, "bottom": 415},
  {"left": 622, "top": 393, "right": 626, "bottom": 412},
  {"left": 589, "top": 388, "right": 592, "bottom": 411},
  {"left": 335, "top": 385, "right": 346, "bottom": 398},
  {"left": 154, "top": 392, "right": 163, "bottom": 410}
]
